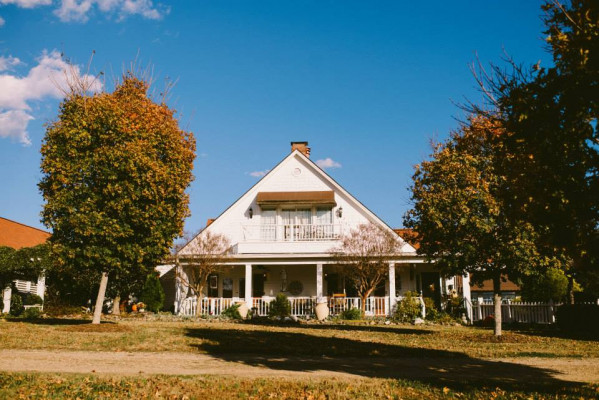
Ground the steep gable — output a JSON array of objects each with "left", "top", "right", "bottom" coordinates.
[{"left": 180, "top": 149, "right": 415, "bottom": 255}]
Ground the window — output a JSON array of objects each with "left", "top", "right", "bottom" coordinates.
[
  {"left": 260, "top": 209, "right": 277, "bottom": 240},
  {"left": 282, "top": 209, "right": 311, "bottom": 240},
  {"left": 261, "top": 209, "right": 276, "bottom": 224},
  {"left": 315, "top": 208, "right": 332, "bottom": 224},
  {"left": 208, "top": 275, "right": 218, "bottom": 297}
]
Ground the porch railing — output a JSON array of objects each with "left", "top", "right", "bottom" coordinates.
[
  {"left": 243, "top": 224, "right": 341, "bottom": 242},
  {"left": 178, "top": 296, "right": 395, "bottom": 317}
]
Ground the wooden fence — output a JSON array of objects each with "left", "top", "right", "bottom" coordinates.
[{"left": 471, "top": 300, "right": 598, "bottom": 324}]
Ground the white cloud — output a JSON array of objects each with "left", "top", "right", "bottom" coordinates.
[
  {"left": 0, "top": 55, "right": 21, "bottom": 71},
  {"left": 0, "top": 0, "right": 52, "bottom": 8},
  {"left": 0, "top": 0, "right": 167, "bottom": 23},
  {"left": 54, "top": 0, "right": 167, "bottom": 22},
  {"left": 0, "top": 50, "right": 102, "bottom": 145},
  {"left": 120, "top": 0, "right": 162, "bottom": 20},
  {"left": 54, "top": 0, "right": 93, "bottom": 22},
  {"left": 248, "top": 170, "right": 269, "bottom": 178},
  {"left": 0, "top": 110, "right": 33, "bottom": 145},
  {"left": 0, "top": 15, "right": 5, "bottom": 26},
  {"left": 315, "top": 158, "right": 342, "bottom": 169}
]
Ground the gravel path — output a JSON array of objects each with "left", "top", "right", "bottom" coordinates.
[{"left": 2, "top": 349, "right": 598, "bottom": 383}]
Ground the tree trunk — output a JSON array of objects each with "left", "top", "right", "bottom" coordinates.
[
  {"left": 493, "top": 275, "right": 502, "bottom": 337},
  {"left": 92, "top": 272, "right": 109, "bottom": 324},
  {"left": 360, "top": 288, "right": 374, "bottom": 313},
  {"left": 567, "top": 275, "right": 575, "bottom": 305},
  {"left": 112, "top": 294, "right": 121, "bottom": 315}
]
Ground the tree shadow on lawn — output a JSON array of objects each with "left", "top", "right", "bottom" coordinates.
[
  {"left": 243, "top": 320, "right": 431, "bottom": 335},
  {"left": 502, "top": 323, "right": 599, "bottom": 342},
  {"left": 185, "top": 327, "right": 589, "bottom": 395},
  {"left": 5, "top": 318, "right": 110, "bottom": 326}
]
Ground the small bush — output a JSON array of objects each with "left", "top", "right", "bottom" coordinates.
[
  {"left": 140, "top": 273, "right": 165, "bottom": 313},
  {"left": 340, "top": 307, "right": 363, "bottom": 320},
  {"left": 393, "top": 291, "right": 421, "bottom": 322},
  {"left": 221, "top": 304, "right": 242, "bottom": 320},
  {"left": 24, "top": 294, "right": 44, "bottom": 305},
  {"left": 556, "top": 304, "right": 599, "bottom": 336},
  {"left": 444, "top": 296, "right": 466, "bottom": 319},
  {"left": 482, "top": 314, "right": 495, "bottom": 327},
  {"left": 9, "top": 293, "right": 24, "bottom": 317},
  {"left": 423, "top": 297, "right": 439, "bottom": 321},
  {"left": 22, "top": 307, "right": 42, "bottom": 320},
  {"left": 268, "top": 293, "right": 291, "bottom": 318},
  {"left": 43, "top": 303, "right": 87, "bottom": 316}
]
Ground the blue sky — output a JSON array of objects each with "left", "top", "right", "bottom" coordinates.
[{"left": 0, "top": 0, "right": 551, "bottom": 233}]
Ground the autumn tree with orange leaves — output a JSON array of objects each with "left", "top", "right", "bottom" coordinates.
[
  {"left": 39, "top": 73, "right": 195, "bottom": 324},
  {"left": 404, "top": 115, "right": 550, "bottom": 337}
]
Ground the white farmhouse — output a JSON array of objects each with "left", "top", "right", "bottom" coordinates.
[{"left": 171, "top": 142, "right": 470, "bottom": 317}]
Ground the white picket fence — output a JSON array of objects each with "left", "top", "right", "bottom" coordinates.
[
  {"left": 471, "top": 300, "right": 598, "bottom": 324},
  {"left": 179, "top": 297, "right": 237, "bottom": 316},
  {"left": 252, "top": 296, "right": 315, "bottom": 317}
]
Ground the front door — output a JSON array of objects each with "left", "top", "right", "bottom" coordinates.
[
  {"left": 207, "top": 274, "right": 218, "bottom": 297},
  {"left": 222, "top": 278, "right": 233, "bottom": 298},
  {"left": 252, "top": 274, "right": 265, "bottom": 297},
  {"left": 326, "top": 273, "right": 340, "bottom": 296},
  {"left": 421, "top": 272, "right": 441, "bottom": 307}
]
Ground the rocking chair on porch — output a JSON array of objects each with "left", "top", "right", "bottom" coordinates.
[{"left": 329, "top": 293, "right": 346, "bottom": 315}]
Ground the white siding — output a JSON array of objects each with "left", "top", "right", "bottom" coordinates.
[{"left": 180, "top": 152, "right": 413, "bottom": 256}]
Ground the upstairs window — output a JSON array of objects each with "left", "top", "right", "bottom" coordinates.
[
  {"left": 260, "top": 209, "right": 277, "bottom": 240},
  {"left": 261, "top": 209, "right": 276, "bottom": 225},
  {"left": 315, "top": 208, "right": 333, "bottom": 225}
]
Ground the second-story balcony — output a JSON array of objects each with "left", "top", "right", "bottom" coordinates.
[{"left": 242, "top": 224, "right": 341, "bottom": 242}]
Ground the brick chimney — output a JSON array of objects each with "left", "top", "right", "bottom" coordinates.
[{"left": 291, "top": 141, "right": 310, "bottom": 158}]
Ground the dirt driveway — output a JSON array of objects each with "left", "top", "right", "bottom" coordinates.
[{"left": 2, "top": 349, "right": 598, "bottom": 384}]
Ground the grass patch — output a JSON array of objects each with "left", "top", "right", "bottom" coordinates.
[
  {"left": 0, "top": 372, "right": 596, "bottom": 400},
  {"left": 60, "top": 323, "right": 132, "bottom": 333},
  {"left": 0, "top": 318, "right": 597, "bottom": 358}
]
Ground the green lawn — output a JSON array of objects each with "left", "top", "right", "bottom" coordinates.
[{"left": 0, "top": 317, "right": 597, "bottom": 359}]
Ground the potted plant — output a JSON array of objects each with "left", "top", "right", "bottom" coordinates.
[
  {"left": 234, "top": 300, "right": 250, "bottom": 319},
  {"left": 315, "top": 297, "right": 329, "bottom": 321}
]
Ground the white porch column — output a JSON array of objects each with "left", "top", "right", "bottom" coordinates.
[
  {"left": 2, "top": 286, "right": 11, "bottom": 314},
  {"left": 174, "top": 263, "right": 182, "bottom": 315},
  {"left": 36, "top": 273, "right": 46, "bottom": 301},
  {"left": 316, "top": 263, "right": 323, "bottom": 300},
  {"left": 462, "top": 273, "right": 472, "bottom": 322},
  {"left": 245, "top": 264, "right": 253, "bottom": 308},
  {"left": 388, "top": 263, "right": 396, "bottom": 316}
]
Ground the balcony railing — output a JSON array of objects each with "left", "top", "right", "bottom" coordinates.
[{"left": 243, "top": 224, "right": 341, "bottom": 242}]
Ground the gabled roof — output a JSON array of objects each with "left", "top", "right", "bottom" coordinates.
[
  {"left": 180, "top": 149, "right": 416, "bottom": 254},
  {"left": 394, "top": 228, "right": 420, "bottom": 250},
  {"left": 0, "top": 217, "right": 50, "bottom": 249}
]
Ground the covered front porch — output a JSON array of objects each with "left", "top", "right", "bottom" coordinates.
[{"left": 174, "top": 256, "right": 444, "bottom": 318}]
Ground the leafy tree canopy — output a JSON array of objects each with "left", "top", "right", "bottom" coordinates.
[
  {"left": 469, "top": 1, "right": 598, "bottom": 291},
  {"left": 404, "top": 115, "right": 553, "bottom": 335},
  {"left": 39, "top": 73, "right": 196, "bottom": 322}
]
